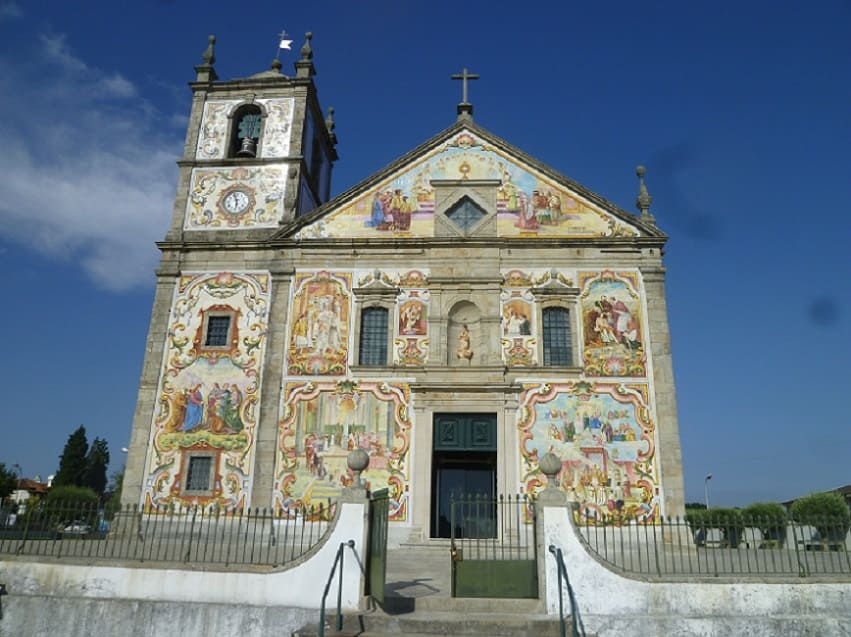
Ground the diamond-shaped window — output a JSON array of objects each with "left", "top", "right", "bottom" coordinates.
[{"left": 445, "top": 197, "right": 487, "bottom": 232}]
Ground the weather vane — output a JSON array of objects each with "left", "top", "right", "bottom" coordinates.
[{"left": 276, "top": 30, "right": 294, "bottom": 59}]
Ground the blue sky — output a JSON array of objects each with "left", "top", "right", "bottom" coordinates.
[{"left": 1, "top": 1, "right": 849, "bottom": 507}]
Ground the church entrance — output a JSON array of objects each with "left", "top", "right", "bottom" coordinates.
[{"left": 430, "top": 413, "right": 497, "bottom": 538}]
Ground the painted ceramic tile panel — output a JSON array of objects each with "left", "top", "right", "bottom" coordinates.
[
  {"left": 195, "top": 98, "right": 294, "bottom": 160},
  {"left": 579, "top": 271, "right": 646, "bottom": 377},
  {"left": 287, "top": 271, "right": 352, "bottom": 376},
  {"left": 276, "top": 380, "right": 412, "bottom": 521},
  {"left": 395, "top": 288, "right": 430, "bottom": 365},
  {"left": 295, "top": 130, "right": 638, "bottom": 239},
  {"left": 184, "top": 166, "right": 286, "bottom": 229},
  {"left": 143, "top": 272, "right": 271, "bottom": 511},
  {"left": 195, "top": 100, "right": 239, "bottom": 159},
  {"left": 500, "top": 270, "right": 537, "bottom": 366},
  {"left": 517, "top": 381, "right": 660, "bottom": 524},
  {"left": 256, "top": 97, "right": 294, "bottom": 158}
]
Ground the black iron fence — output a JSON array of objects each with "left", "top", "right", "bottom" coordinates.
[
  {"left": 577, "top": 514, "right": 851, "bottom": 578},
  {"left": 0, "top": 500, "right": 335, "bottom": 568},
  {"left": 449, "top": 494, "right": 535, "bottom": 561}
]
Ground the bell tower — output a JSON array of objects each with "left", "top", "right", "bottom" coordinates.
[{"left": 165, "top": 33, "right": 338, "bottom": 239}]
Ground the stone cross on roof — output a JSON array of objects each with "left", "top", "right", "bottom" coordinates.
[{"left": 451, "top": 67, "right": 480, "bottom": 120}]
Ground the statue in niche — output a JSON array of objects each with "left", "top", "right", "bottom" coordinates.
[{"left": 456, "top": 324, "right": 474, "bottom": 361}]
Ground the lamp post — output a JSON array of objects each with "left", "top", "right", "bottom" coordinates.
[{"left": 704, "top": 473, "right": 713, "bottom": 510}]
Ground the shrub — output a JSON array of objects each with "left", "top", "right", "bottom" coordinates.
[
  {"left": 742, "top": 502, "right": 788, "bottom": 546},
  {"left": 687, "top": 507, "right": 744, "bottom": 548},
  {"left": 791, "top": 492, "right": 850, "bottom": 542}
]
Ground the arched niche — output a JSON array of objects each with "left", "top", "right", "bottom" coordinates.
[{"left": 447, "top": 300, "right": 481, "bottom": 365}]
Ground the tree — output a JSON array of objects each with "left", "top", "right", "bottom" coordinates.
[
  {"left": 54, "top": 426, "right": 89, "bottom": 487},
  {"left": 82, "top": 437, "right": 110, "bottom": 495},
  {"left": 0, "top": 463, "right": 17, "bottom": 502}
]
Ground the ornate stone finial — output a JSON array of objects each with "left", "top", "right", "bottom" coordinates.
[
  {"left": 345, "top": 448, "right": 370, "bottom": 500},
  {"left": 195, "top": 35, "right": 218, "bottom": 83},
  {"left": 635, "top": 165, "right": 655, "bottom": 224},
  {"left": 300, "top": 32, "right": 313, "bottom": 61},
  {"left": 295, "top": 32, "right": 316, "bottom": 79},
  {"left": 203, "top": 35, "right": 216, "bottom": 65},
  {"left": 538, "top": 451, "right": 568, "bottom": 505},
  {"left": 325, "top": 107, "right": 337, "bottom": 145},
  {"left": 270, "top": 58, "right": 283, "bottom": 73}
]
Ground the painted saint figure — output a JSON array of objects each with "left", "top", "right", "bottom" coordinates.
[{"left": 182, "top": 384, "right": 204, "bottom": 431}]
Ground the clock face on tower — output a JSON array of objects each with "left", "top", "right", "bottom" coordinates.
[{"left": 218, "top": 186, "right": 255, "bottom": 216}]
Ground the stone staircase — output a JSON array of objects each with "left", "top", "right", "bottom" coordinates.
[{"left": 291, "top": 542, "right": 575, "bottom": 637}]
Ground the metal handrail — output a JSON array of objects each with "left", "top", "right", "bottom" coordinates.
[
  {"left": 318, "top": 540, "right": 355, "bottom": 637},
  {"left": 548, "top": 544, "right": 585, "bottom": 637}
]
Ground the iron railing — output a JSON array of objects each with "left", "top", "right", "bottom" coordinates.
[
  {"left": 577, "top": 514, "right": 851, "bottom": 578},
  {"left": 549, "top": 545, "right": 586, "bottom": 637},
  {"left": 449, "top": 494, "right": 535, "bottom": 561},
  {"left": 0, "top": 500, "right": 335, "bottom": 568},
  {"left": 318, "top": 540, "right": 356, "bottom": 637}
]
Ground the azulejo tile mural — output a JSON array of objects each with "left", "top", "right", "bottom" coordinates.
[
  {"left": 579, "top": 270, "right": 647, "bottom": 377},
  {"left": 195, "top": 98, "right": 294, "bottom": 160},
  {"left": 275, "top": 380, "right": 413, "bottom": 521},
  {"left": 295, "top": 131, "right": 638, "bottom": 239},
  {"left": 517, "top": 381, "right": 660, "bottom": 524},
  {"left": 143, "top": 272, "right": 271, "bottom": 511},
  {"left": 500, "top": 269, "right": 537, "bottom": 366},
  {"left": 184, "top": 166, "right": 287, "bottom": 229},
  {"left": 287, "top": 271, "right": 352, "bottom": 376}
]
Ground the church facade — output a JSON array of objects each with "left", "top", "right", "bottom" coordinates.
[{"left": 122, "top": 35, "right": 685, "bottom": 540}]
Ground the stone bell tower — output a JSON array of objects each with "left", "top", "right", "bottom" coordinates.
[
  {"left": 121, "top": 33, "right": 338, "bottom": 509},
  {"left": 163, "top": 32, "right": 338, "bottom": 239}
]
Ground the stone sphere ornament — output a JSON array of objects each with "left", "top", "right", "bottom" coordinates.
[
  {"left": 347, "top": 448, "right": 369, "bottom": 473},
  {"left": 539, "top": 452, "right": 562, "bottom": 484}
]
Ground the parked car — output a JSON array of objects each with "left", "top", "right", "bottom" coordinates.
[{"left": 62, "top": 520, "right": 92, "bottom": 535}]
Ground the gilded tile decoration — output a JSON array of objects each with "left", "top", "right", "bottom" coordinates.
[
  {"left": 143, "top": 272, "right": 271, "bottom": 511},
  {"left": 287, "top": 271, "right": 352, "bottom": 376},
  {"left": 184, "top": 166, "right": 286, "bottom": 229},
  {"left": 295, "top": 130, "right": 638, "bottom": 239},
  {"left": 276, "top": 380, "right": 413, "bottom": 521},
  {"left": 517, "top": 381, "right": 660, "bottom": 524},
  {"left": 579, "top": 271, "right": 646, "bottom": 377}
]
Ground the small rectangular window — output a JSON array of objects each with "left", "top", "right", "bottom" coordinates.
[
  {"left": 204, "top": 315, "right": 231, "bottom": 347},
  {"left": 185, "top": 456, "right": 213, "bottom": 492},
  {"left": 543, "top": 307, "right": 572, "bottom": 366},
  {"left": 359, "top": 307, "right": 388, "bottom": 366}
]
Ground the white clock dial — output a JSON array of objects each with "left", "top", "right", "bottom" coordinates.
[{"left": 223, "top": 189, "right": 250, "bottom": 214}]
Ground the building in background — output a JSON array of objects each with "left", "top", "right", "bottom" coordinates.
[{"left": 122, "top": 34, "right": 685, "bottom": 541}]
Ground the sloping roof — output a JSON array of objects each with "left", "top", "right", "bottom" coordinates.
[{"left": 275, "top": 118, "right": 664, "bottom": 241}]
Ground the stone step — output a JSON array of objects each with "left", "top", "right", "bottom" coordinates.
[{"left": 293, "top": 607, "right": 565, "bottom": 637}]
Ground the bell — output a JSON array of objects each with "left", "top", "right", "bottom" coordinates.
[{"left": 236, "top": 137, "right": 256, "bottom": 157}]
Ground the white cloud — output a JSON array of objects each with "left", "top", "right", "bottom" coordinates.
[{"left": 0, "top": 33, "right": 182, "bottom": 291}]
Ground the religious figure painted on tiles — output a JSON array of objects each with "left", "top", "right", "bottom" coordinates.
[
  {"left": 143, "top": 271, "right": 271, "bottom": 512},
  {"left": 517, "top": 381, "right": 660, "bottom": 524},
  {"left": 276, "top": 381, "right": 412, "bottom": 521},
  {"left": 579, "top": 271, "right": 646, "bottom": 377},
  {"left": 287, "top": 271, "right": 352, "bottom": 376},
  {"left": 499, "top": 273, "right": 537, "bottom": 367},
  {"left": 296, "top": 132, "right": 638, "bottom": 240}
]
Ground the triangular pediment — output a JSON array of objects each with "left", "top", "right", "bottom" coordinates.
[{"left": 284, "top": 122, "right": 660, "bottom": 241}]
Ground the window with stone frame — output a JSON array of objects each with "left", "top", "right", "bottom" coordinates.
[
  {"left": 542, "top": 306, "right": 573, "bottom": 366},
  {"left": 359, "top": 306, "right": 389, "bottom": 366},
  {"left": 184, "top": 455, "right": 214, "bottom": 493},
  {"left": 200, "top": 309, "right": 237, "bottom": 351}
]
